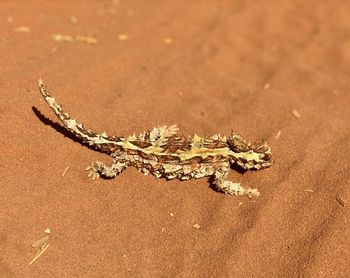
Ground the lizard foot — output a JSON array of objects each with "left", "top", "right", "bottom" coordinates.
[
  {"left": 86, "top": 160, "right": 127, "bottom": 179},
  {"left": 214, "top": 179, "right": 260, "bottom": 198},
  {"left": 86, "top": 162, "right": 101, "bottom": 180}
]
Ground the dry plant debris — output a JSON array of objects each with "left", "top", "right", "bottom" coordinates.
[
  {"left": 69, "top": 16, "right": 78, "bottom": 24},
  {"left": 118, "top": 34, "right": 129, "bottom": 41},
  {"left": 292, "top": 109, "right": 301, "bottom": 118},
  {"left": 275, "top": 130, "right": 281, "bottom": 139},
  {"left": 62, "top": 166, "right": 70, "bottom": 177},
  {"left": 164, "top": 37, "right": 173, "bottom": 44},
  {"left": 336, "top": 195, "right": 346, "bottom": 206},
  {"left": 14, "top": 26, "right": 30, "bottom": 33},
  {"left": 31, "top": 236, "right": 49, "bottom": 248},
  {"left": 29, "top": 229, "right": 51, "bottom": 265},
  {"left": 52, "top": 34, "right": 98, "bottom": 44},
  {"left": 75, "top": 36, "right": 98, "bottom": 44},
  {"left": 52, "top": 34, "right": 73, "bottom": 42}
]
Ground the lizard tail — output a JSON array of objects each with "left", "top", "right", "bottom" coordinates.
[{"left": 38, "top": 79, "right": 124, "bottom": 154}]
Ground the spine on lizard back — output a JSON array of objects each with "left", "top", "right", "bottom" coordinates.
[{"left": 38, "top": 79, "right": 124, "bottom": 154}]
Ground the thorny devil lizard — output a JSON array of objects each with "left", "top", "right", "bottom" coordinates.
[{"left": 38, "top": 80, "right": 273, "bottom": 198}]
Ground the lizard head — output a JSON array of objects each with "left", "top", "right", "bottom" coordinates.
[{"left": 227, "top": 133, "right": 273, "bottom": 170}]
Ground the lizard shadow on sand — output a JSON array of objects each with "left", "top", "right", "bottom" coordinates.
[
  {"left": 229, "top": 164, "right": 247, "bottom": 175},
  {"left": 32, "top": 106, "right": 96, "bottom": 152}
]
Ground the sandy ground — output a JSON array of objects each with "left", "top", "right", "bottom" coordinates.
[{"left": 1, "top": 0, "right": 349, "bottom": 277}]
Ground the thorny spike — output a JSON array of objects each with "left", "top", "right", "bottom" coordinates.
[{"left": 101, "top": 131, "right": 108, "bottom": 138}]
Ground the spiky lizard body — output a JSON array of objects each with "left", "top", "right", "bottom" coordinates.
[{"left": 38, "top": 80, "right": 273, "bottom": 197}]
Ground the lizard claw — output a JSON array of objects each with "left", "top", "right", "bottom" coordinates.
[{"left": 86, "top": 165, "right": 100, "bottom": 180}]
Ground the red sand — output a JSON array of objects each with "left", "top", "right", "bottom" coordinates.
[{"left": 1, "top": 1, "right": 349, "bottom": 277}]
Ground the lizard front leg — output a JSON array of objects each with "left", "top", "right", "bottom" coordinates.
[
  {"left": 213, "top": 167, "right": 260, "bottom": 198},
  {"left": 86, "top": 159, "right": 128, "bottom": 180}
]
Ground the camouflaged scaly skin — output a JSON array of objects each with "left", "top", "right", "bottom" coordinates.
[{"left": 38, "top": 80, "right": 273, "bottom": 197}]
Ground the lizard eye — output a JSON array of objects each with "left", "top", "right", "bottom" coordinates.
[
  {"left": 228, "top": 133, "right": 270, "bottom": 154},
  {"left": 228, "top": 133, "right": 251, "bottom": 152}
]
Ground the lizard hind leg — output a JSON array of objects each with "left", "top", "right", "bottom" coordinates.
[
  {"left": 213, "top": 170, "right": 260, "bottom": 198},
  {"left": 86, "top": 159, "right": 128, "bottom": 180}
]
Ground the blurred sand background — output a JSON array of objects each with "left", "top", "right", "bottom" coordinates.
[{"left": 0, "top": 0, "right": 349, "bottom": 277}]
